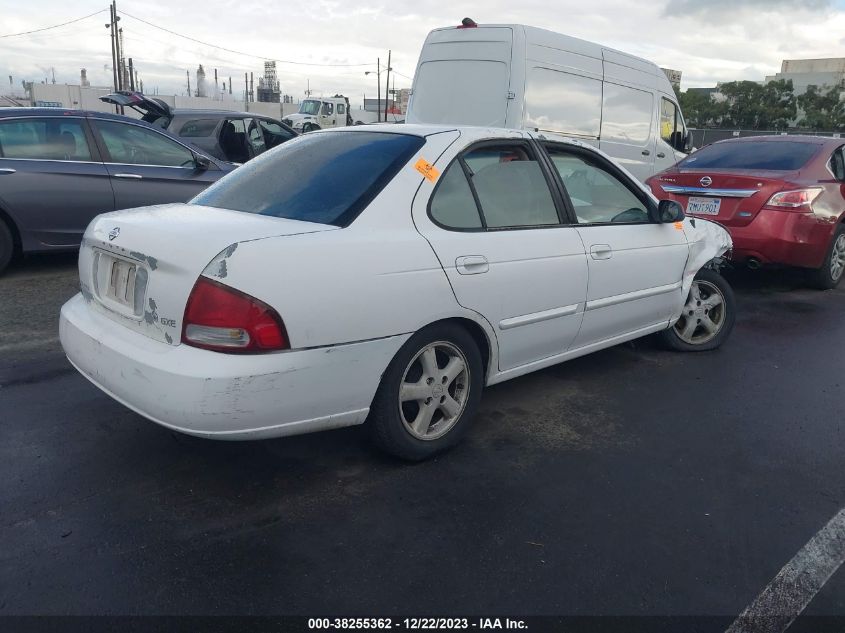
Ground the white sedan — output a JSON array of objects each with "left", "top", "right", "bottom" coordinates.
[{"left": 60, "top": 125, "right": 734, "bottom": 460}]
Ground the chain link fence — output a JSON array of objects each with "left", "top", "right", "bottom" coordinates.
[{"left": 690, "top": 128, "right": 844, "bottom": 147}]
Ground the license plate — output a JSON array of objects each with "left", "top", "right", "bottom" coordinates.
[
  {"left": 687, "top": 197, "right": 721, "bottom": 216},
  {"left": 105, "top": 258, "right": 138, "bottom": 308}
]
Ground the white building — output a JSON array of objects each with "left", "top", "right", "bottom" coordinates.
[{"left": 765, "top": 58, "right": 845, "bottom": 95}]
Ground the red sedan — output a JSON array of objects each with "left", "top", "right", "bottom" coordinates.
[{"left": 647, "top": 136, "right": 845, "bottom": 288}]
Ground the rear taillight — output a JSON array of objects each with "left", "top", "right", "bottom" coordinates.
[
  {"left": 764, "top": 188, "right": 823, "bottom": 211},
  {"left": 182, "top": 277, "right": 289, "bottom": 353}
]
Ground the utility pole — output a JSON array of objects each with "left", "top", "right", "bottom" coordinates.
[
  {"left": 128, "top": 58, "right": 135, "bottom": 91},
  {"left": 244, "top": 72, "right": 249, "bottom": 110},
  {"left": 106, "top": 2, "right": 123, "bottom": 113},
  {"left": 229, "top": 76, "right": 232, "bottom": 95},
  {"left": 186, "top": 70, "right": 191, "bottom": 97},
  {"left": 214, "top": 68, "right": 218, "bottom": 99},
  {"left": 384, "top": 50, "right": 391, "bottom": 123},
  {"left": 377, "top": 58, "right": 380, "bottom": 121},
  {"left": 250, "top": 71, "right": 254, "bottom": 102}
]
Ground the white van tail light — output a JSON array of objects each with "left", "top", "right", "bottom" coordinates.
[
  {"left": 764, "top": 188, "right": 823, "bottom": 211},
  {"left": 182, "top": 277, "right": 289, "bottom": 353}
]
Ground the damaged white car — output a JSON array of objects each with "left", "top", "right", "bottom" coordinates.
[{"left": 60, "top": 125, "right": 734, "bottom": 460}]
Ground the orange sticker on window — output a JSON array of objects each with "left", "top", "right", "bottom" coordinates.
[
  {"left": 415, "top": 158, "right": 440, "bottom": 182},
  {"left": 674, "top": 222, "right": 684, "bottom": 230}
]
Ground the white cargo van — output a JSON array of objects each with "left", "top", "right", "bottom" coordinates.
[{"left": 405, "top": 20, "right": 692, "bottom": 181}]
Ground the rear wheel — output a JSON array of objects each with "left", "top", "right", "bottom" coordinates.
[
  {"left": 368, "top": 323, "right": 483, "bottom": 461},
  {"left": 0, "top": 220, "right": 14, "bottom": 275},
  {"left": 659, "top": 269, "right": 735, "bottom": 352},
  {"left": 808, "top": 225, "right": 845, "bottom": 290}
]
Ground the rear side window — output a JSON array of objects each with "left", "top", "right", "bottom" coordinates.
[
  {"left": 179, "top": 119, "right": 219, "bottom": 137},
  {"left": 0, "top": 118, "right": 92, "bottom": 161},
  {"left": 429, "top": 144, "right": 560, "bottom": 230},
  {"left": 191, "top": 132, "right": 424, "bottom": 227},
  {"left": 681, "top": 141, "right": 819, "bottom": 171}
]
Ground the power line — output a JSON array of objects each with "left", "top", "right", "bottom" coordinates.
[
  {"left": 0, "top": 9, "right": 107, "bottom": 38},
  {"left": 118, "top": 10, "right": 377, "bottom": 68}
]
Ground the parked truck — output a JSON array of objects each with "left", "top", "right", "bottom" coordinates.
[{"left": 283, "top": 96, "right": 353, "bottom": 132}]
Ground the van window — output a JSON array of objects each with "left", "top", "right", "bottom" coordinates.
[
  {"left": 525, "top": 68, "right": 602, "bottom": 138},
  {"left": 601, "top": 83, "right": 653, "bottom": 145},
  {"left": 412, "top": 60, "right": 509, "bottom": 127},
  {"left": 191, "top": 131, "right": 424, "bottom": 227},
  {"left": 660, "top": 98, "right": 687, "bottom": 148}
]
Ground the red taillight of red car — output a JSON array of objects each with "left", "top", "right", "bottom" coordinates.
[
  {"left": 182, "top": 276, "right": 289, "bottom": 353},
  {"left": 764, "top": 187, "right": 823, "bottom": 211}
]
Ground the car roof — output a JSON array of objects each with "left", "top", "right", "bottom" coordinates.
[
  {"left": 170, "top": 109, "right": 266, "bottom": 118},
  {"left": 714, "top": 135, "right": 841, "bottom": 147},
  {"left": 0, "top": 107, "right": 151, "bottom": 123}
]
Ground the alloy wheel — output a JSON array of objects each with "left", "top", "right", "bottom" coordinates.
[
  {"left": 830, "top": 234, "right": 845, "bottom": 281},
  {"left": 674, "top": 280, "right": 727, "bottom": 345},
  {"left": 398, "top": 341, "right": 470, "bottom": 441}
]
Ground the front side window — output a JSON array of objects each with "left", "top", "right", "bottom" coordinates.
[
  {"left": 0, "top": 117, "right": 92, "bottom": 161},
  {"left": 546, "top": 148, "right": 649, "bottom": 224},
  {"left": 660, "top": 98, "right": 687, "bottom": 150},
  {"left": 321, "top": 103, "right": 334, "bottom": 116},
  {"left": 246, "top": 119, "right": 266, "bottom": 154},
  {"left": 96, "top": 120, "right": 195, "bottom": 167},
  {"left": 429, "top": 144, "right": 559, "bottom": 230},
  {"left": 191, "top": 131, "right": 424, "bottom": 227},
  {"left": 258, "top": 119, "right": 294, "bottom": 149}
]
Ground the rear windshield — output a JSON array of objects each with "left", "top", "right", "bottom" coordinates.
[
  {"left": 190, "top": 131, "right": 424, "bottom": 226},
  {"left": 681, "top": 141, "right": 819, "bottom": 171}
]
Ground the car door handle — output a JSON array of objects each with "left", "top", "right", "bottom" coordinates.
[
  {"left": 590, "top": 244, "right": 612, "bottom": 260},
  {"left": 641, "top": 149, "right": 651, "bottom": 156},
  {"left": 656, "top": 152, "right": 666, "bottom": 158},
  {"left": 114, "top": 173, "right": 143, "bottom": 179},
  {"left": 455, "top": 255, "right": 489, "bottom": 275},
  {"left": 0, "top": 168, "right": 16, "bottom": 174}
]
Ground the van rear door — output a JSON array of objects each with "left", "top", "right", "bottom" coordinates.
[{"left": 407, "top": 26, "right": 513, "bottom": 127}]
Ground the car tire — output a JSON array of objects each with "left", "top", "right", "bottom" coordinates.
[
  {"left": 368, "top": 323, "right": 484, "bottom": 461},
  {"left": 659, "top": 268, "right": 736, "bottom": 352},
  {"left": 0, "top": 220, "right": 14, "bottom": 275},
  {"left": 808, "top": 224, "right": 845, "bottom": 290}
]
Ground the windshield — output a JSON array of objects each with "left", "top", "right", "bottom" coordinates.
[
  {"left": 299, "top": 100, "right": 322, "bottom": 115},
  {"left": 681, "top": 141, "right": 819, "bottom": 171},
  {"left": 190, "top": 131, "right": 424, "bottom": 227}
]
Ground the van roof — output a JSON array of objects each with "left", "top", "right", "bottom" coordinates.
[{"left": 429, "top": 23, "right": 664, "bottom": 77}]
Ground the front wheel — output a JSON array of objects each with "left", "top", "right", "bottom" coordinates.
[
  {"left": 368, "top": 323, "right": 484, "bottom": 461},
  {"left": 808, "top": 225, "right": 845, "bottom": 290},
  {"left": 302, "top": 123, "right": 319, "bottom": 133},
  {"left": 0, "top": 220, "right": 14, "bottom": 275},
  {"left": 659, "top": 269, "right": 736, "bottom": 352}
]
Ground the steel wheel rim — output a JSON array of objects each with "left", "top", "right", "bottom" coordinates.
[
  {"left": 830, "top": 234, "right": 845, "bottom": 281},
  {"left": 398, "top": 341, "right": 470, "bottom": 441},
  {"left": 674, "top": 280, "right": 726, "bottom": 345}
]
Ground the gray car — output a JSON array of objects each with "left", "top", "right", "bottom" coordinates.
[
  {"left": 0, "top": 108, "right": 234, "bottom": 273},
  {"left": 100, "top": 91, "right": 297, "bottom": 163}
]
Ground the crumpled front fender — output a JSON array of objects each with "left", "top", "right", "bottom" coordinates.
[{"left": 677, "top": 217, "right": 733, "bottom": 314}]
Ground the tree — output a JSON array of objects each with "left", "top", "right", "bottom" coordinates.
[
  {"left": 678, "top": 89, "right": 727, "bottom": 128},
  {"left": 718, "top": 79, "right": 796, "bottom": 129},
  {"left": 797, "top": 84, "right": 845, "bottom": 130}
]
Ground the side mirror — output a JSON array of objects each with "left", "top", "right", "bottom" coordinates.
[
  {"left": 194, "top": 153, "right": 211, "bottom": 170},
  {"left": 684, "top": 131, "right": 694, "bottom": 152},
  {"left": 655, "top": 199, "right": 685, "bottom": 223}
]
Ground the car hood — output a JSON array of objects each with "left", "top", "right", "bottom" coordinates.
[{"left": 285, "top": 113, "right": 317, "bottom": 126}]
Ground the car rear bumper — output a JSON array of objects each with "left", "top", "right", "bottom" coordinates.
[
  {"left": 60, "top": 293, "right": 409, "bottom": 440},
  {"left": 725, "top": 209, "right": 836, "bottom": 269}
]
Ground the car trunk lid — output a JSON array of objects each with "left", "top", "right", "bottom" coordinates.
[
  {"left": 99, "top": 90, "right": 172, "bottom": 124},
  {"left": 78, "top": 203, "right": 338, "bottom": 345},
  {"left": 653, "top": 169, "right": 798, "bottom": 227}
]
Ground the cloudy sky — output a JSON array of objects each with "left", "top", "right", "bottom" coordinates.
[{"left": 3, "top": 0, "right": 845, "bottom": 106}]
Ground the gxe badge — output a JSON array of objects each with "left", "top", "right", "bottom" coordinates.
[{"left": 108, "top": 227, "right": 120, "bottom": 241}]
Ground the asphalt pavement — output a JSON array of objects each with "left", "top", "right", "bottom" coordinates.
[{"left": 1, "top": 253, "right": 844, "bottom": 625}]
